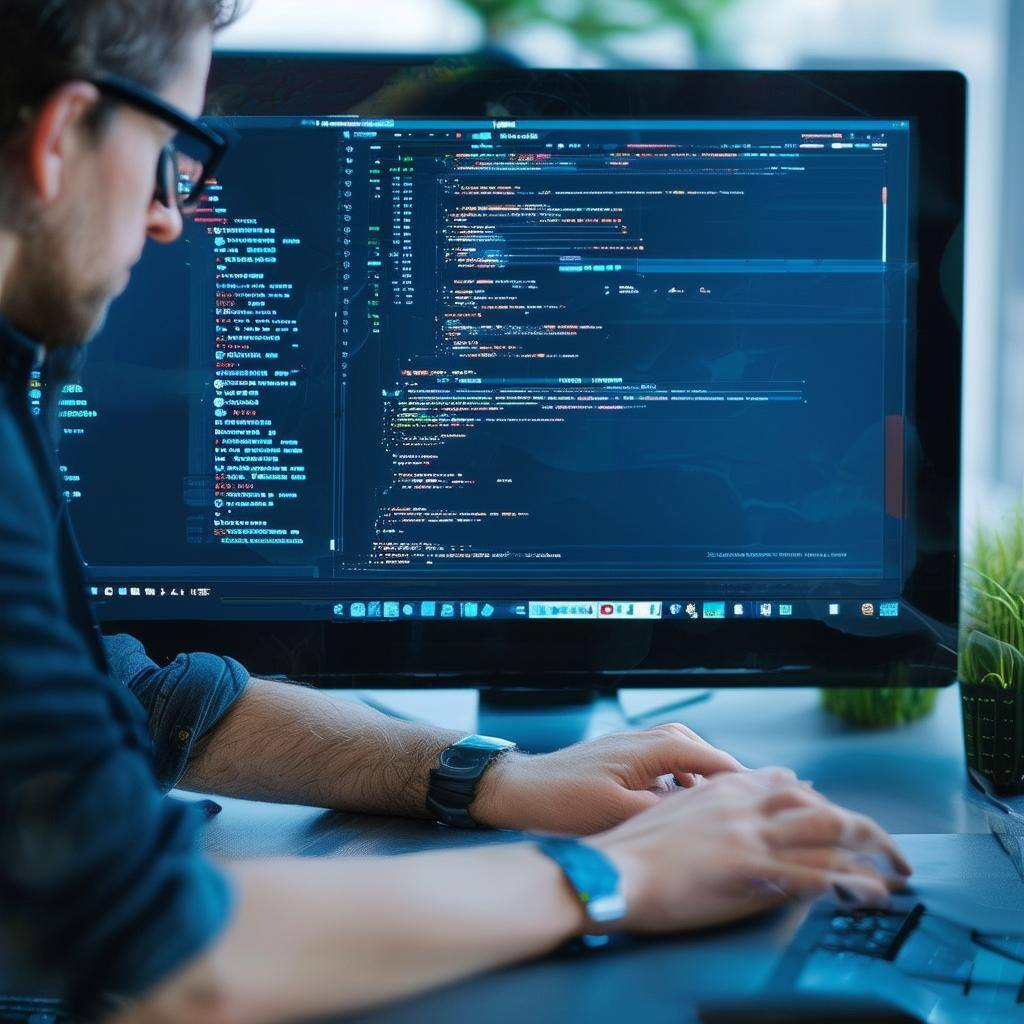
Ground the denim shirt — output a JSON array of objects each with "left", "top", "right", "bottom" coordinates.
[
  {"left": 103, "top": 633, "right": 249, "bottom": 790},
  {"left": 0, "top": 316, "right": 242, "bottom": 1010}
]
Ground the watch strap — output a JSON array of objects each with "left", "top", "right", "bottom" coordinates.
[
  {"left": 426, "top": 735, "right": 514, "bottom": 828},
  {"left": 535, "top": 836, "right": 627, "bottom": 946},
  {"left": 425, "top": 774, "right": 480, "bottom": 828}
]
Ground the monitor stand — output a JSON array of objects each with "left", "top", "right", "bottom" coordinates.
[
  {"left": 355, "top": 686, "right": 714, "bottom": 753},
  {"left": 477, "top": 688, "right": 605, "bottom": 752},
  {"left": 476, "top": 687, "right": 713, "bottom": 752}
]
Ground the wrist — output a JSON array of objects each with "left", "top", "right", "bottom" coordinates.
[
  {"left": 426, "top": 734, "right": 518, "bottom": 828},
  {"left": 521, "top": 844, "right": 590, "bottom": 943},
  {"left": 467, "top": 749, "right": 528, "bottom": 829}
]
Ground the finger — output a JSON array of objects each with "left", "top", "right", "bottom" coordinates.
[
  {"left": 639, "top": 727, "right": 745, "bottom": 780},
  {"left": 655, "top": 720, "right": 717, "bottom": 747},
  {"left": 758, "top": 783, "right": 822, "bottom": 816},
  {"left": 763, "top": 805, "right": 912, "bottom": 877},
  {"left": 651, "top": 724, "right": 749, "bottom": 770},
  {"left": 828, "top": 872, "right": 893, "bottom": 908},
  {"left": 695, "top": 768, "right": 798, "bottom": 802},
  {"left": 751, "top": 861, "right": 833, "bottom": 902},
  {"left": 755, "top": 859, "right": 892, "bottom": 908},
  {"left": 800, "top": 805, "right": 912, "bottom": 877},
  {"left": 759, "top": 787, "right": 913, "bottom": 879},
  {"left": 614, "top": 788, "right": 660, "bottom": 819},
  {"left": 742, "top": 766, "right": 800, "bottom": 790},
  {"left": 780, "top": 846, "right": 908, "bottom": 891}
]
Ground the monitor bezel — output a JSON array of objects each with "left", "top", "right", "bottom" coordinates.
[{"left": 104, "top": 57, "right": 964, "bottom": 688}]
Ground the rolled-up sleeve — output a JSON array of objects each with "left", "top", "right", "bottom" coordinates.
[
  {"left": 0, "top": 416, "right": 235, "bottom": 1011},
  {"left": 104, "top": 633, "right": 250, "bottom": 791}
]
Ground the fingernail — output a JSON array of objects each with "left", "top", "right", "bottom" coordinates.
[
  {"left": 855, "top": 852, "right": 912, "bottom": 883},
  {"left": 833, "top": 882, "right": 857, "bottom": 904},
  {"left": 833, "top": 880, "right": 890, "bottom": 910}
]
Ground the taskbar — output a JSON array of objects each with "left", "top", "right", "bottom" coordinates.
[
  {"left": 88, "top": 586, "right": 902, "bottom": 622},
  {"left": 329, "top": 599, "right": 901, "bottom": 621}
]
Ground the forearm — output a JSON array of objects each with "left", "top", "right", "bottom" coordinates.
[
  {"left": 117, "top": 844, "right": 584, "bottom": 1024},
  {"left": 178, "top": 678, "right": 463, "bottom": 816}
]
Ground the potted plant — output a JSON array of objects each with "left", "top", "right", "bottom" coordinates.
[
  {"left": 960, "top": 506, "right": 1024, "bottom": 794},
  {"left": 821, "top": 683, "right": 938, "bottom": 730},
  {"left": 457, "top": 0, "right": 737, "bottom": 66}
]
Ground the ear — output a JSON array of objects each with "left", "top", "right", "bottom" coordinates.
[{"left": 25, "top": 82, "right": 102, "bottom": 206}]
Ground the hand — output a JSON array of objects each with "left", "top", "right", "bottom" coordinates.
[
  {"left": 588, "top": 768, "right": 912, "bottom": 934},
  {"left": 471, "top": 722, "right": 745, "bottom": 833}
]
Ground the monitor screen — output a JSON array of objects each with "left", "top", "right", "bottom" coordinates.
[{"left": 64, "top": 62, "right": 963, "bottom": 685}]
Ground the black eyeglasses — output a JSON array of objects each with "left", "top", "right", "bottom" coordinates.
[{"left": 89, "top": 72, "right": 229, "bottom": 214}]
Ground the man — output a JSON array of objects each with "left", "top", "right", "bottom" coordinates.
[{"left": 0, "top": 2, "right": 911, "bottom": 1021}]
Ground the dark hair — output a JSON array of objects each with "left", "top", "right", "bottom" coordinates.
[{"left": 0, "top": 0, "right": 244, "bottom": 221}]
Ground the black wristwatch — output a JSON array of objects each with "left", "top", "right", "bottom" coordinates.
[{"left": 426, "top": 734, "right": 516, "bottom": 828}]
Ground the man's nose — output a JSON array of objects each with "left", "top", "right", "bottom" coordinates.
[{"left": 146, "top": 197, "right": 184, "bottom": 244}]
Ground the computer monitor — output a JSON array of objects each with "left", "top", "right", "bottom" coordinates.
[{"left": 68, "top": 58, "right": 963, "bottom": 687}]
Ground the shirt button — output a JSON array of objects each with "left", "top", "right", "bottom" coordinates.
[{"left": 178, "top": 728, "right": 191, "bottom": 743}]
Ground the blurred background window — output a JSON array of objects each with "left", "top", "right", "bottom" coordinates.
[{"left": 217, "top": 0, "right": 1015, "bottom": 535}]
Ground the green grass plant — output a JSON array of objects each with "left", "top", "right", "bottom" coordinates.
[
  {"left": 961, "top": 505, "right": 1024, "bottom": 691},
  {"left": 459, "top": 0, "right": 737, "bottom": 57},
  {"left": 820, "top": 686, "right": 938, "bottom": 729}
]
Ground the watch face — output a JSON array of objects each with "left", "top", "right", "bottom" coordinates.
[
  {"left": 440, "top": 735, "right": 513, "bottom": 771},
  {"left": 441, "top": 746, "right": 486, "bottom": 770}
]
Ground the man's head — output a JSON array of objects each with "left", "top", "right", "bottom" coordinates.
[{"left": 0, "top": 0, "right": 244, "bottom": 348}]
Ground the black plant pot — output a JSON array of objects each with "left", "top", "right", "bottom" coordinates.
[{"left": 961, "top": 682, "right": 1024, "bottom": 794}]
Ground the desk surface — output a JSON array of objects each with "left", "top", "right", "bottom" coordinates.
[{"left": 191, "top": 684, "right": 1024, "bottom": 1023}]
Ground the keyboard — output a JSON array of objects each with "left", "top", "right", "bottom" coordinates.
[
  {"left": 0, "top": 995, "right": 74, "bottom": 1024},
  {"left": 816, "top": 903, "right": 924, "bottom": 960}
]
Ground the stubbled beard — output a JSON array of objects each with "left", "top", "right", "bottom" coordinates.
[
  {"left": 46, "top": 290, "right": 112, "bottom": 348},
  {"left": 6, "top": 280, "right": 111, "bottom": 348},
  {"left": 3, "top": 232, "right": 115, "bottom": 348}
]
